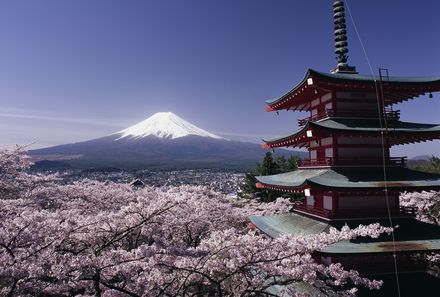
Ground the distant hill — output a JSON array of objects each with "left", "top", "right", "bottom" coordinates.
[
  {"left": 407, "top": 155, "right": 432, "bottom": 169},
  {"left": 30, "top": 112, "right": 306, "bottom": 170},
  {"left": 411, "top": 155, "right": 431, "bottom": 161}
]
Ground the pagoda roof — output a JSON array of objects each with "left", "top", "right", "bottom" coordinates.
[
  {"left": 313, "top": 69, "right": 440, "bottom": 84},
  {"left": 263, "top": 118, "right": 440, "bottom": 148},
  {"left": 266, "top": 69, "right": 440, "bottom": 112},
  {"left": 250, "top": 214, "right": 440, "bottom": 254},
  {"left": 250, "top": 212, "right": 331, "bottom": 237},
  {"left": 255, "top": 167, "right": 440, "bottom": 192}
]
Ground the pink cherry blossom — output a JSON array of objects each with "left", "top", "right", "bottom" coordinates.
[{"left": 0, "top": 148, "right": 391, "bottom": 296}]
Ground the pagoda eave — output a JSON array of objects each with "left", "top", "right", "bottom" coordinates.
[
  {"left": 256, "top": 181, "right": 440, "bottom": 195},
  {"left": 264, "top": 132, "right": 440, "bottom": 150},
  {"left": 266, "top": 69, "right": 440, "bottom": 112},
  {"left": 263, "top": 122, "right": 318, "bottom": 149},
  {"left": 263, "top": 119, "right": 440, "bottom": 149},
  {"left": 250, "top": 214, "right": 440, "bottom": 253},
  {"left": 255, "top": 167, "right": 440, "bottom": 193},
  {"left": 256, "top": 183, "right": 308, "bottom": 193},
  {"left": 320, "top": 239, "right": 440, "bottom": 255}
]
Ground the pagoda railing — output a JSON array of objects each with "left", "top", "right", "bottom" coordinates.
[
  {"left": 295, "top": 205, "right": 332, "bottom": 218},
  {"left": 295, "top": 205, "right": 416, "bottom": 220},
  {"left": 298, "top": 156, "right": 407, "bottom": 167},
  {"left": 297, "top": 108, "right": 400, "bottom": 126},
  {"left": 298, "top": 158, "right": 333, "bottom": 167},
  {"left": 298, "top": 111, "right": 330, "bottom": 126}
]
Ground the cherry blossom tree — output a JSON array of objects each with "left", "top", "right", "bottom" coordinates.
[
  {"left": 0, "top": 148, "right": 391, "bottom": 296},
  {"left": 400, "top": 191, "right": 440, "bottom": 225},
  {"left": 400, "top": 190, "right": 440, "bottom": 277}
]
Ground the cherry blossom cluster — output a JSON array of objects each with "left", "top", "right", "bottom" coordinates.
[
  {"left": 400, "top": 190, "right": 440, "bottom": 225},
  {"left": 400, "top": 190, "right": 440, "bottom": 278},
  {"left": 0, "top": 148, "right": 391, "bottom": 296}
]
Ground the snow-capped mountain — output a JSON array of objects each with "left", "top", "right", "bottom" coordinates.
[
  {"left": 116, "top": 112, "right": 224, "bottom": 140},
  {"left": 30, "top": 112, "right": 305, "bottom": 170}
]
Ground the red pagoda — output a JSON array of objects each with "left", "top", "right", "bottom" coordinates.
[{"left": 251, "top": 1, "right": 440, "bottom": 295}]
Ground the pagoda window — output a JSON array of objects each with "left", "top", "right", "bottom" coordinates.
[
  {"left": 306, "top": 196, "right": 315, "bottom": 207},
  {"left": 310, "top": 150, "right": 317, "bottom": 159},
  {"left": 325, "top": 147, "right": 333, "bottom": 158},
  {"left": 323, "top": 195, "right": 333, "bottom": 210},
  {"left": 321, "top": 137, "right": 333, "bottom": 146}
]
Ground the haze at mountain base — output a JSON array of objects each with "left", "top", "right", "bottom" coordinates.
[{"left": 30, "top": 112, "right": 306, "bottom": 170}]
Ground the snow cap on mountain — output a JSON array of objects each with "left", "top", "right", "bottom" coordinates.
[{"left": 117, "top": 112, "right": 224, "bottom": 140}]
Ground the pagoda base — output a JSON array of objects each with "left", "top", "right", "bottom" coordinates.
[{"left": 250, "top": 211, "right": 440, "bottom": 294}]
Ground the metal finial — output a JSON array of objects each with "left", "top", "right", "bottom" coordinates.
[
  {"left": 333, "top": 0, "right": 348, "bottom": 66},
  {"left": 331, "top": 0, "right": 356, "bottom": 73}
]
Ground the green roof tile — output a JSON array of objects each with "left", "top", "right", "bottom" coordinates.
[
  {"left": 250, "top": 215, "right": 440, "bottom": 254},
  {"left": 311, "top": 69, "right": 440, "bottom": 84},
  {"left": 266, "top": 69, "right": 440, "bottom": 105},
  {"left": 256, "top": 167, "right": 440, "bottom": 189}
]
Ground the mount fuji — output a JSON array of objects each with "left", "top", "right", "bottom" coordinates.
[
  {"left": 116, "top": 112, "right": 225, "bottom": 140},
  {"left": 30, "top": 112, "right": 305, "bottom": 170}
]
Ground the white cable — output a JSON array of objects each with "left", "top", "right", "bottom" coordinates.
[{"left": 344, "top": 1, "right": 401, "bottom": 296}]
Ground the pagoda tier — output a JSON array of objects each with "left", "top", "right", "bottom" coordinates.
[
  {"left": 250, "top": 213, "right": 440, "bottom": 254},
  {"left": 262, "top": 118, "right": 440, "bottom": 149},
  {"left": 250, "top": 213, "right": 440, "bottom": 275},
  {"left": 255, "top": 167, "right": 440, "bottom": 221},
  {"left": 265, "top": 69, "right": 440, "bottom": 112},
  {"left": 255, "top": 167, "right": 440, "bottom": 192}
]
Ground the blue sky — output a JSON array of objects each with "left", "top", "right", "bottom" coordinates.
[{"left": 0, "top": 0, "right": 439, "bottom": 157}]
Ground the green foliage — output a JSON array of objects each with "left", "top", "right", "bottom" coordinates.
[
  {"left": 275, "top": 155, "right": 300, "bottom": 173},
  {"left": 239, "top": 152, "right": 302, "bottom": 202},
  {"left": 256, "top": 152, "right": 279, "bottom": 176},
  {"left": 413, "top": 156, "right": 440, "bottom": 174},
  {"left": 240, "top": 172, "right": 259, "bottom": 198}
]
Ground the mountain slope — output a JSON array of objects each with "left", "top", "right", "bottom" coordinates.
[{"left": 30, "top": 112, "right": 306, "bottom": 170}]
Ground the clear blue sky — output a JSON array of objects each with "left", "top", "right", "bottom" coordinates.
[{"left": 0, "top": 0, "right": 439, "bottom": 157}]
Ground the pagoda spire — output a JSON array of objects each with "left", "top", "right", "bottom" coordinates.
[{"left": 331, "top": 0, "right": 357, "bottom": 73}]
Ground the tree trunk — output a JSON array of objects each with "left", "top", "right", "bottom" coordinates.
[{"left": 93, "top": 271, "right": 102, "bottom": 297}]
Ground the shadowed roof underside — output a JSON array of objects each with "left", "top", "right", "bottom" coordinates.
[
  {"left": 263, "top": 118, "right": 440, "bottom": 148},
  {"left": 266, "top": 69, "right": 440, "bottom": 112}
]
